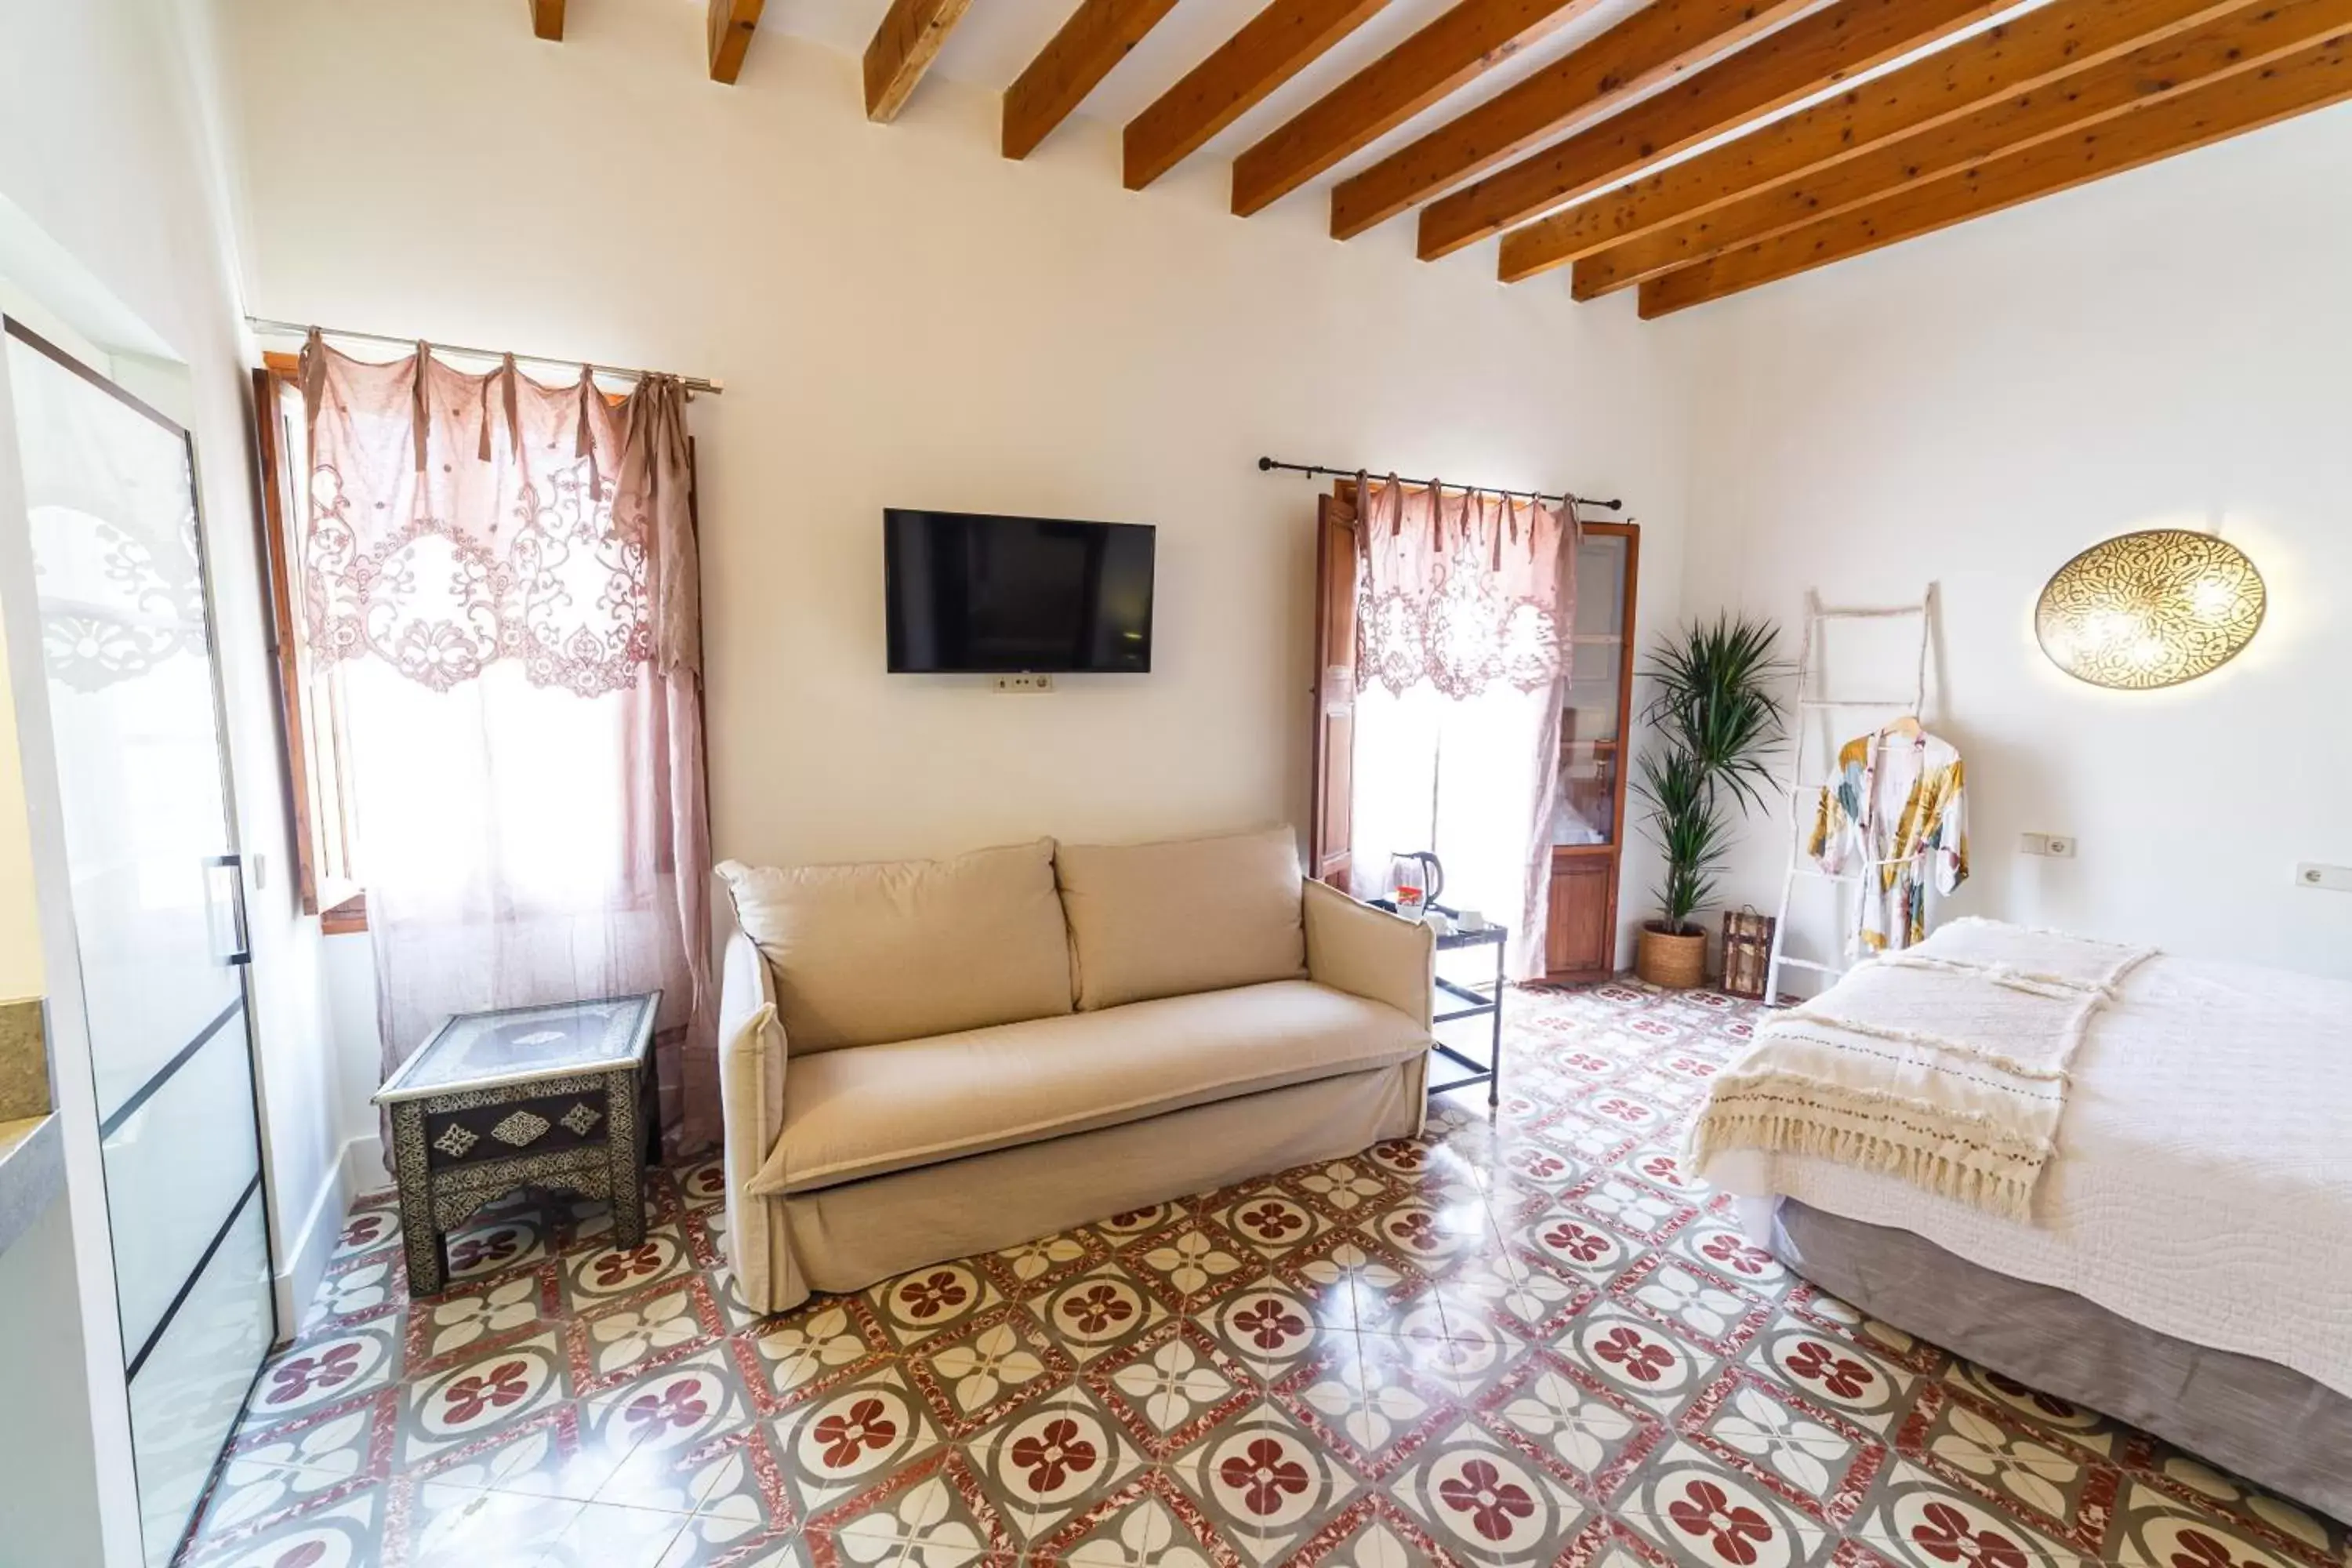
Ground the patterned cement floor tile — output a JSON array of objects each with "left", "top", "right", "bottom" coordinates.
[
  {"left": 183, "top": 1486, "right": 387, "bottom": 1568},
  {"left": 1202, "top": 1277, "right": 1354, "bottom": 1388},
  {"left": 978, "top": 1230, "right": 1110, "bottom": 1301},
  {"left": 906, "top": 1305, "right": 1080, "bottom": 1439},
  {"left": 764, "top": 1363, "right": 948, "bottom": 1527},
  {"left": 963, "top": 1381, "right": 1157, "bottom": 1548},
  {"left": 1167, "top": 1398, "right": 1366, "bottom": 1566},
  {"left": 1382, "top": 1406, "right": 1595, "bottom": 1565},
  {"left": 1125, "top": 1217, "right": 1259, "bottom": 1313},
  {"left": 1025, "top": 1472, "right": 1235, "bottom": 1567},
  {"left": 797, "top": 1446, "right": 1022, "bottom": 1562},
  {"left": 1846, "top": 1458, "right": 2091, "bottom": 1568},
  {"left": 1090, "top": 1319, "right": 1259, "bottom": 1460},
  {"left": 735, "top": 1295, "right": 897, "bottom": 1418},
  {"left": 523, "top": 1497, "right": 697, "bottom": 1568},
  {"left": 176, "top": 984, "right": 2348, "bottom": 1568}
]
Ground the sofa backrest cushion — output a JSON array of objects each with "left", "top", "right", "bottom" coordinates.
[
  {"left": 716, "top": 840, "right": 1073, "bottom": 1053},
  {"left": 1054, "top": 826, "right": 1306, "bottom": 1011}
]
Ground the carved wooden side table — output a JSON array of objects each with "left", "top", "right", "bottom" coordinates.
[{"left": 375, "top": 992, "right": 659, "bottom": 1295}]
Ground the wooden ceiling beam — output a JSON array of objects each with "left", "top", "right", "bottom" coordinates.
[
  {"left": 1573, "top": 0, "right": 2352, "bottom": 294},
  {"left": 1328, "top": 0, "right": 1817, "bottom": 239},
  {"left": 1231, "top": 0, "right": 1601, "bottom": 217},
  {"left": 529, "top": 0, "right": 565, "bottom": 42},
  {"left": 1416, "top": 0, "right": 2005, "bottom": 260},
  {"left": 1125, "top": 0, "right": 1393, "bottom": 191},
  {"left": 1005, "top": 0, "right": 1185, "bottom": 160},
  {"left": 1638, "top": 30, "right": 2352, "bottom": 316},
  {"left": 866, "top": 0, "right": 977, "bottom": 122},
  {"left": 708, "top": 0, "right": 766, "bottom": 84},
  {"left": 1509, "top": 0, "right": 2270, "bottom": 283}
]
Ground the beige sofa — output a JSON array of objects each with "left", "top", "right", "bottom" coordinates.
[{"left": 711, "top": 826, "right": 1435, "bottom": 1315}]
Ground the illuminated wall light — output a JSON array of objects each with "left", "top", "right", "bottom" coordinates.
[{"left": 2034, "top": 528, "right": 2265, "bottom": 690}]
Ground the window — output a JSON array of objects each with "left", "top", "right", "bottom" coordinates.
[
  {"left": 253, "top": 358, "right": 365, "bottom": 931},
  {"left": 250, "top": 353, "right": 695, "bottom": 936}
]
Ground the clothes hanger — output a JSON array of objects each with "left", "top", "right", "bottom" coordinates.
[{"left": 1883, "top": 714, "right": 1924, "bottom": 739}]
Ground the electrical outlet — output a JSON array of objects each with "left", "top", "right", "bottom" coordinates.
[
  {"left": 2295, "top": 862, "right": 2352, "bottom": 892},
  {"left": 992, "top": 673, "right": 1055, "bottom": 693},
  {"left": 2020, "top": 833, "right": 2077, "bottom": 858}
]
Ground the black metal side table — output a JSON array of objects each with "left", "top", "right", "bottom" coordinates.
[
  {"left": 375, "top": 992, "right": 659, "bottom": 1295},
  {"left": 1427, "top": 906, "right": 1508, "bottom": 1106}
]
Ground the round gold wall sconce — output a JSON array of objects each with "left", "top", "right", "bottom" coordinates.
[{"left": 2034, "top": 528, "right": 2264, "bottom": 690}]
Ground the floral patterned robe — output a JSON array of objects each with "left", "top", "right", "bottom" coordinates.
[{"left": 1807, "top": 724, "right": 1968, "bottom": 953}]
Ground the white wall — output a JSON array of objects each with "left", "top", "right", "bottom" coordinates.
[
  {"left": 0, "top": 1192, "right": 106, "bottom": 1563},
  {"left": 219, "top": 0, "right": 1689, "bottom": 867},
  {"left": 216, "top": 0, "right": 1694, "bottom": 1143},
  {"left": 0, "top": 3, "right": 342, "bottom": 1557},
  {"left": 322, "top": 930, "right": 384, "bottom": 1184},
  {"left": 1671, "top": 103, "right": 2352, "bottom": 980}
]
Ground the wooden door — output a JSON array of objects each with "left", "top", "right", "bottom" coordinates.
[
  {"left": 1308, "top": 492, "right": 1357, "bottom": 887},
  {"left": 1546, "top": 856, "right": 1613, "bottom": 975},
  {"left": 1546, "top": 520, "right": 1641, "bottom": 981}
]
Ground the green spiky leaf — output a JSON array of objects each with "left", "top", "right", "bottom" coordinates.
[{"left": 1633, "top": 613, "right": 1788, "bottom": 931}]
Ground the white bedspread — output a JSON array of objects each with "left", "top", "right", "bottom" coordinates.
[{"left": 1701, "top": 949, "right": 2352, "bottom": 1399}]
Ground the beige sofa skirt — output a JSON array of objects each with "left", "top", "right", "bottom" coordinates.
[{"left": 735, "top": 1055, "right": 1426, "bottom": 1312}]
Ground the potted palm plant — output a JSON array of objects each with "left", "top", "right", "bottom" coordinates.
[{"left": 1632, "top": 615, "right": 1787, "bottom": 988}]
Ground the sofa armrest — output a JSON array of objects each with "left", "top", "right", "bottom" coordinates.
[
  {"left": 714, "top": 871, "right": 788, "bottom": 1189},
  {"left": 1302, "top": 878, "right": 1435, "bottom": 1031}
]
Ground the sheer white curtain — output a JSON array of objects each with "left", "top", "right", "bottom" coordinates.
[{"left": 1347, "top": 478, "right": 1576, "bottom": 980}]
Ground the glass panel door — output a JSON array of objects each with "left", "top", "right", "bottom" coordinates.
[
  {"left": 1555, "top": 532, "right": 1629, "bottom": 846},
  {"left": 2, "top": 319, "right": 274, "bottom": 1566}
]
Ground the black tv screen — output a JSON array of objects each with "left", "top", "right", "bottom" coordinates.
[{"left": 884, "top": 509, "right": 1155, "bottom": 673}]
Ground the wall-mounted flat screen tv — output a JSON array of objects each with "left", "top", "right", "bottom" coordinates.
[{"left": 884, "top": 509, "right": 1155, "bottom": 673}]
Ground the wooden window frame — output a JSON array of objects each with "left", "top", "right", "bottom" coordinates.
[{"left": 255, "top": 353, "right": 368, "bottom": 931}]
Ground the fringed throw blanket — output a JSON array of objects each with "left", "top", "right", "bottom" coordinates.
[{"left": 1686, "top": 919, "right": 2155, "bottom": 1221}]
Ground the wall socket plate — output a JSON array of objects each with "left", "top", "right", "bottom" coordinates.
[
  {"left": 2020, "top": 832, "right": 2077, "bottom": 858},
  {"left": 2295, "top": 862, "right": 2352, "bottom": 892},
  {"left": 992, "top": 673, "right": 1055, "bottom": 693}
]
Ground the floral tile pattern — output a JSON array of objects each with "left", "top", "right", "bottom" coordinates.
[{"left": 176, "top": 982, "right": 2348, "bottom": 1568}]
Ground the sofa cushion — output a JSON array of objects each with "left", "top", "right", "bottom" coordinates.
[
  {"left": 1054, "top": 826, "right": 1307, "bottom": 1011},
  {"left": 748, "top": 979, "right": 1427, "bottom": 1195},
  {"left": 716, "top": 840, "right": 1073, "bottom": 1054}
]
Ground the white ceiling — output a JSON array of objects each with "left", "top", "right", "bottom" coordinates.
[{"left": 757, "top": 0, "right": 1704, "bottom": 220}]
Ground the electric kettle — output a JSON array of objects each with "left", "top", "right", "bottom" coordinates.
[{"left": 1386, "top": 851, "right": 1445, "bottom": 916}]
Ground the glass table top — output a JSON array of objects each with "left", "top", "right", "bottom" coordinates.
[
  {"left": 1431, "top": 906, "right": 1508, "bottom": 950},
  {"left": 374, "top": 993, "right": 660, "bottom": 1103}
]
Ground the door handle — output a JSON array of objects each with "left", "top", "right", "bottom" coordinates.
[{"left": 207, "top": 854, "right": 251, "bottom": 967}]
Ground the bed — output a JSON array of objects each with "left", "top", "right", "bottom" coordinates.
[{"left": 1691, "top": 926, "right": 2352, "bottom": 1521}]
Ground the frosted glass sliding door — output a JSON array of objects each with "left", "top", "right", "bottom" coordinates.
[{"left": 1, "top": 318, "right": 274, "bottom": 1567}]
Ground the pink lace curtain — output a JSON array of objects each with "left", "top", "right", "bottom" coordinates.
[
  {"left": 300, "top": 335, "right": 717, "bottom": 1152},
  {"left": 1349, "top": 477, "right": 1576, "bottom": 978},
  {"left": 1358, "top": 477, "right": 1570, "bottom": 699}
]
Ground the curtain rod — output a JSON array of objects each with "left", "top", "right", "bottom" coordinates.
[
  {"left": 245, "top": 318, "right": 724, "bottom": 396},
  {"left": 1257, "top": 456, "right": 1621, "bottom": 512}
]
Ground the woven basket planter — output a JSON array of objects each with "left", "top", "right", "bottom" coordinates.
[{"left": 1635, "top": 921, "right": 1707, "bottom": 989}]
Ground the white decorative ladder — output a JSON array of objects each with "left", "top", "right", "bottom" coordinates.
[{"left": 1763, "top": 585, "right": 1938, "bottom": 1004}]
